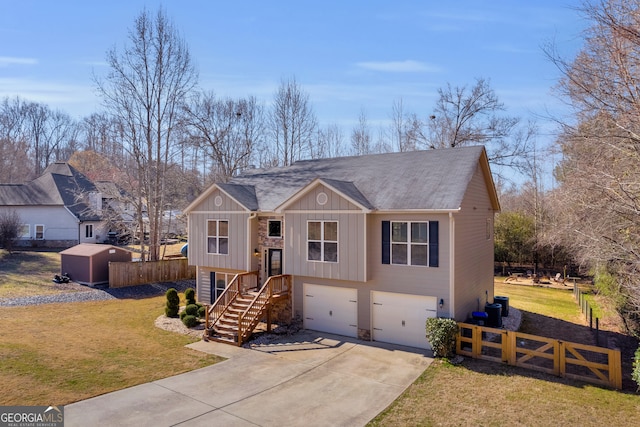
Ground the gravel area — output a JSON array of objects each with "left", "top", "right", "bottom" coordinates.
[{"left": 0, "top": 280, "right": 195, "bottom": 307}]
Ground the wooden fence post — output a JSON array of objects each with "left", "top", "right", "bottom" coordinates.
[{"left": 556, "top": 341, "right": 564, "bottom": 377}]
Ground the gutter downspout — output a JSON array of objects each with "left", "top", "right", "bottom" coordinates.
[
  {"left": 449, "top": 211, "right": 455, "bottom": 319},
  {"left": 247, "top": 212, "right": 257, "bottom": 271}
]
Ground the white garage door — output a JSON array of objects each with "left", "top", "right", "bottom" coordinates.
[
  {"left": 303, "top": 284, "right": 358, "bottom": 338},
  {"left": 372, "top": 291, "right": 437, "bottom": 349}
]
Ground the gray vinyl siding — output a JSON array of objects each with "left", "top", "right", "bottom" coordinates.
[
  {"left": 282, "top": 183, "right": 366, "bottom": 281},
  {"left": 197, "top": 266, "right": 211, "bottom": 304},
  {"left": 187, "top": 188, "right": 250, "bottom": 271},
  {"left": 363, "top": 213, "right": 451, "bottom": 324},
  {"left": 453, "top": 164, "right": 496, "bottom": 321}
]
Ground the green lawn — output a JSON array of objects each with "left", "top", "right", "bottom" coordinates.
[
  {"left": 369, "top": 281, "right": 640, "bottom": 426},
  {"left": 3, "top": 252, "right": 639, "bottom": 423},
  {"left": 0, "top": 296, "right": 221, "bottom": 405},
  {"left": 0, "top": 249, "right": 221, "bottom": 406}
]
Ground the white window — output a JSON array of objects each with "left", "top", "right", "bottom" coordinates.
[
  {"left": 35, "top": 224, "right": 44, "bottom": 240},
  {"left": 268, "top": 220, "right": 282, "bottom": 238},
  {"left": 391, "top": 221, "right": 428, "bottom": 266},
  {"left": 85, "top": 224, "right": 93, "bottom": 238},
  {"left": 20, "top": 224, "right": 30, "bottom": 239},
  {"left": 207, "top": 220, "right": 229, "bottom": 255},
  {"left": 307, "top": 221, "right": 338, "bottom": 263}
]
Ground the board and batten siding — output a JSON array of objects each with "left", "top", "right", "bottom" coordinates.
[
  {"left": 283, "top": 183, "right": 366, "bottom": 282},
  {"left": 187, "top": 188, "right": 251, "bottom": 272},
  {"left": 453, "top": 163, "right": 497, "bottom": 321}
]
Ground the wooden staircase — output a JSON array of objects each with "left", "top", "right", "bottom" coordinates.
[{"left": 204, "top": 272, "right": 291, "bottom": 346}]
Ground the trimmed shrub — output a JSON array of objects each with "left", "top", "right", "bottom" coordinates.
[
  {"left": 197, "top": 305, "right": 206, "bottom": 318},
  {"left": 185, "top": 287, "right": 196, "bottom": 306},
  {"left": 165, "top": 288, "right": 180, "bottom": 318},
  {"left": 633, "top": 346, "right": 640, "bottom": 391},
  {"left": 180, "top": 310, "right": 187, "bottom": 320},
  {"left": 425, "top": 317, "right": 459, "bottom": 358},
  {"left": 182, "top": 314, "right": 198, "bottom": 328},
  {"left": 185, "top": 304, "right": 199, "bottom": 317}
]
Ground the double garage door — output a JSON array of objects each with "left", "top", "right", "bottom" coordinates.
[{"left": 303, "top": 284, "right": 437, "bottom": 349}]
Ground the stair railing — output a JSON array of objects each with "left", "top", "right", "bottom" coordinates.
[
  {"left": 237, "top": 274, "right": 291, "bottom": 345},
  {"left": 205, "top": 271, "right": 258, "bottom": 333}
]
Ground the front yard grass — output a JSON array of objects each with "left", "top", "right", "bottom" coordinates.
[
  {"left": 369, "top": 280, "right": 640, "bottom": 426},
  {"left": 0, "top": 250, "right": 66, "bottom": 298},
  {"left": 0, "top": 295, "right": 222, "bottom": 405}
]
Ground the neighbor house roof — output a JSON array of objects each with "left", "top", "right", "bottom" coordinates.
[
  {"left": 0, "top": 162, "right": 102, "bottom": 221},
  {"left": 186, "top": 146, "right": 500, "bottom": 213}
]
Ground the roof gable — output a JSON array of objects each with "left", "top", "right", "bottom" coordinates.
[
  {"left": 275, "top": 178, "right": 373, "bottom": 212},
  {"left": 183, "top": 183, "right": 256, "bottom": 213},
  {"left": 0, "top": 162, "right": 108, "bottom": 221}
]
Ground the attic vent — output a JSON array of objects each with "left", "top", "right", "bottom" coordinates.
[
  {"left": 317, "top": 192, "right": 328, "bottom": 206},
  {"left": 214, "top": 196, "right": 223, "bottom": 207}
]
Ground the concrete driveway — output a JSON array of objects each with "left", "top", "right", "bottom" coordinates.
[{"left": 65, "top": 331, "right": 433, "bottom": 427}]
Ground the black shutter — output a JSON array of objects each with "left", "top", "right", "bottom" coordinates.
[
  {"left": 382, "top": 221, "right": 390, "bottom": 264},
  {"left": 209, "top": 271, "right": 216, "bottom": 304},
  {"left": 429, "top": 221, "right": 439, "bottom": 267}
]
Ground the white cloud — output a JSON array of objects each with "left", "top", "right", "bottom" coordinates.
[
  {"left": 0, "top": 77, "right": 98, "bottom": 117},
  {"left": 356, "top": 60, "right": 441, "bottom": 73},
  {"left": 0, "top": 56, "right": 38, "bottom": 67}
]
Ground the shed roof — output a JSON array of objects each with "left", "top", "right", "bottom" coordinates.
[{"left": 60, "top": 243, "right": 130, "bottom": 257}]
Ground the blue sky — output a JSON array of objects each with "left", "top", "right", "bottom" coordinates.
[{"left": 1, "top": 1, "right": 585, "bottom": 146}]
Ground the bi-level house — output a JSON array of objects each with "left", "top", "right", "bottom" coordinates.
[{"left": 184, "top": 146, "right": 500, "bottom": 349}]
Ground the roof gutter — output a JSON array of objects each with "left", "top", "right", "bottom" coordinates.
[{"left": 373, "top": 208, "right": 461, "bottom": 214}]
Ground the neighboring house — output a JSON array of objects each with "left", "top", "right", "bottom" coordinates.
[
  {"left": 0, "top": 162, "right": 122, "bottom": 248},
  {"left": 184, "top": 146, "right": 500, "bottom": 349}
]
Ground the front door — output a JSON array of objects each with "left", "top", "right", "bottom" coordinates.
[{"left": 268, "top": 248, "right": 282, "bottom": 277}]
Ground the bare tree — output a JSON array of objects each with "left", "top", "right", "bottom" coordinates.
[
  {"left": 0, "top": 210, "right": 22, "bottom": 254},
  {"left": 182, "top": 91, "right": 264, "bottom": 182},
  {"left": 80, "top": 112, "right": 125, "bottom": 159},
  {"left": 351, "top": 108, "right": 372, "bottom": 156},
  {"left": 545, "top": 0, "right": 640, "bottom": 333},
  {"left": 96, "top": 7, "right": 197, "bottom": 261},
  {"left": 0, "top": 97, "right": 32, "bottom": 183},
  {"left": 311, "top": 124, "right": 345, "bottom": 159},
  {"left": 427, "top": 78, "right": 531, "bottom": 176},
  {"left": 22, "top": 102, "right": 78, "bottom": 175},
  {"left": 268, "top": 77, "right": 318, "bottom": 166},
  {"left": 388, "top": 98, "right": 423, "bottom": 152}
]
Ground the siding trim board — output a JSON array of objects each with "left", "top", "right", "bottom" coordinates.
[{"left": 280, "top": 210, "right": 366, "bottom": 215}]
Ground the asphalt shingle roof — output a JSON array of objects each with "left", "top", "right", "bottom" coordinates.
[
  {"left": 0, "top": 162, "right": 102, "bottom": 221},
  {"left": 227, "top": 146, "right": 489, "bottom": 212}
]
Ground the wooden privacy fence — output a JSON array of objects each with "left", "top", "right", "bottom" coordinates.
[
  {"left": 109, "top": 259, "right": 195, "bottom": 288},
  {"left": 456, "top": 323, "right": 622, "bottom": 389}
]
